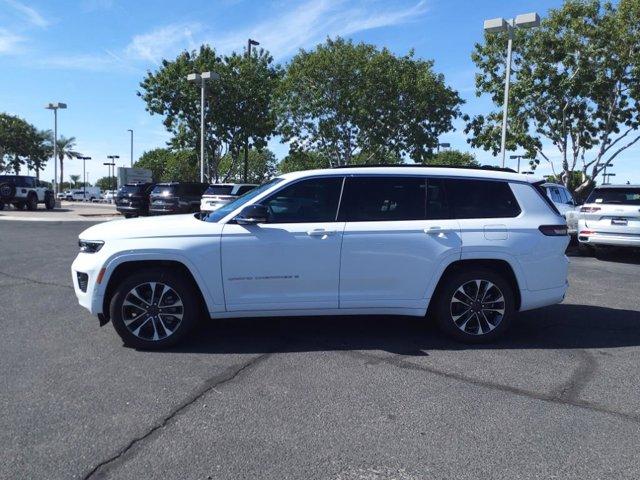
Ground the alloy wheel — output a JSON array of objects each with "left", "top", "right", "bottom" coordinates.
[
  {"left": 121, "top": 282, "right": 184, "bottom": 341},
  {"left": 449, "top": 279, "right": 505, "bottom": 336}
]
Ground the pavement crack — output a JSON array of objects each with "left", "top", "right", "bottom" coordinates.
[
  {"left": 0, "top": 270, "right": 73, "bottom": 290},
  {"left": 344, "top": 350, "right": 640, "bottom": 424},
  {"left": 82, "top": 353, "right": 271, "bottom": 480}
]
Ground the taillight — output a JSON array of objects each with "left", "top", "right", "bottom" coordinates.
[
  {"left": 539, "top": 225, "right": 568, "bottom": 236},
  {"left": 580, "top": 206, "right": 601, "bottom": 213}
]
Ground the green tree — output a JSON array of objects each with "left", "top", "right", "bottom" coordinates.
[
  {"left": 217, "top": 148, "right": 278, "bottom": 183},
  {"left": 54, "top": 136, "right": 82, "bottom": 187},
  {"left": 94, "top": 176, "right": 113, "bottom": 191},
  {"left": 465, "top": 0, "right": 640, "bottom": 193},
  {"left": 0, "top": 113, "right": 51, "bottom": 177},
  {"left": 425, "top": 150, "right": 479, "bottom": 167},
  {"left": 69, "top": 174, "right": 80, "bottom": 186},
  {"left": 277, "top": 37, "right": 463, "bottom": 166},
  {"left": 161, "top": 150, "right": 199, "bottom": 182},
  {"left": 278, "top": 150, "right": 331, "bottom": 173},
  {"left": 138, "top": 45, "right": 282, "bottom": 181},
  {"left": 134, "top": 148, "right": 173, "bottom": 181}
]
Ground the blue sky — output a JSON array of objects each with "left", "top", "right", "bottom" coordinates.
[{"left": 1, "top": 0, "right": 637, "bottom": 184}]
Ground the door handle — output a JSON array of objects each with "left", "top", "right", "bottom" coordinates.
[
  {"left": 424, "top": 226, "right": 450, "bottom": 234},
  {"left": 307, "top": 229, "right": 336, "bottom": 237}
]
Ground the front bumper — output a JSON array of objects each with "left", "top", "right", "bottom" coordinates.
[{"left": 71, "top": 252, "right": 105, "bottom": 315}]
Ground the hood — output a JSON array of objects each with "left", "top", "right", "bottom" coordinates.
[{"left": 79, "top": 214, "right": 222, "bottom": 241}]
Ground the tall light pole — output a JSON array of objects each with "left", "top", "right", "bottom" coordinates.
[
  {"left": 105, "top": 155, "right": 119, "bottom": 192},
  {"left": 187, "top": 71, "right": 219, "bottom": 183},
  {"left": 79, "top": 156, "right": 91, "bottom": 199},
  {"left": 484, "top": 12, "right": 540, "bottom": 167},
  {"left": 243, "top": 38, "right": 260, "bottom": 183},
  {"left": 509, "top": 154, "right": 527, "bottom": 173},
  {"left": 436, "top": 142, "right": 450, "bottom": 154},
  {"left": 45, "top": 102, "right": 67, "bottom": 197},
  {"left": 127, "top": 129, "right": 134, "bottom": 167}
]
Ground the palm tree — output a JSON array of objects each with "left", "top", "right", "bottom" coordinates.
[{"left": 55, "top": 136, "right": 82, "bottom": 187}]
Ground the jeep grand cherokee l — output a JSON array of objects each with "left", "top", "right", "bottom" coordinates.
[{"left": 72, "top": 166, "right": 569, "bottom": 349}]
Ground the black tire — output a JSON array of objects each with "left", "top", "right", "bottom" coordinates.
[
  {"left": 45, "top": 194, "right": 55, "bottom": 210},
  {"left": 434, "top": 268, "right": 515, "bottom": 344},
  {"left": 26, "top": 193, "right": 38, "bottom": 211},
  {"left": 109, "top": 268, "right": 202, "bottom": 349},
  {"left": 0, "top": 182, "right": 15, "bottom": 201},
  {"left": 15, "top": 201, "right": 26, "bottom": 210},
  {"left": 0, "top": 200, "right": 4, "bottom": 210}
]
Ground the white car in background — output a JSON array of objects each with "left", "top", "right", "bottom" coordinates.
[
  {"left": 578, "top": 184, "right": 640, "bottom": 253},
  {"left": 72, "top": 166, "right": 569, "bottom": 349},
  {"left": 200, "top": 183, "right": 257, "bottom": 212},
  {"left": 541, "top": 182, "right": 579, "bottom": 234},
  {"left": 69, "top": 187, "right": 102, "bottom": 202},
  {"left": 103, "top": 190, "right": 116, "bottom": 203}
]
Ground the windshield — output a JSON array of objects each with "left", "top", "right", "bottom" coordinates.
[
  {"left": 204, "top": 185, "right": 234, "bottom": 196},
  {"left": 203, "top": 178, "right": 283, "bottom": 222},
  {"left": 586, "top": 187, "right": 640, "bottom": 205}
]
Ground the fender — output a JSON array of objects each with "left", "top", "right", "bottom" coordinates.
[{"left": 96, "top": 250, "right": 224, "bottom": 315}]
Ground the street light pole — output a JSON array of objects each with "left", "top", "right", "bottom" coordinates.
[
  {"left": 509, "top": 154, "right": 526, "bottom": 173},
  {"left": 436, "top": 142, "right": 450, "bottom": 154},
  {"left": 484, "top": 13, "right": 540, "bottom": 167},
  {"left": 127, "top": 129, "right": 134, "bottom": 167},
  {"left": 105, "top": 155, "right": 119, "bottom": 193},
  {"left": 187, "top": 71, "right": 219, "bottom": 183},
  {"left": 45, "top": 102, "right": 67, "bottom": 197},
  {"left": 244, "top": 38, "right": 260, "bottom": 183},
  {"left": 79, "top": 156, "right": 91, "bottom": 199}
]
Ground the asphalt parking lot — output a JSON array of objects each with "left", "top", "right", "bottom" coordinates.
[{"left": 1, "top": 221, "right": 640, "bottom": 480}]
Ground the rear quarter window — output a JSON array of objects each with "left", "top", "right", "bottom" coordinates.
[{"left": 445, "top": 179, "right": 521, "bottom": 219}]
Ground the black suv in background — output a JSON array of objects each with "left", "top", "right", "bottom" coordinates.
[
  {"left": 149, "top": 182, "right": 208, "bottom": 215},
  {"left": 115, "top": 183, "right": 155, "bottom": 218}
]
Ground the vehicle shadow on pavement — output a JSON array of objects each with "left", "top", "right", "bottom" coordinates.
[
  {"left": 164, "top": 303, "right": 640, "bottom": 355},
  {"left": 566, "top": 246, "right": 640, "bottom": 265}
]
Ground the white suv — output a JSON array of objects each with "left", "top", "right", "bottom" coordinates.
[
  {"left": 577, "top": 184, "right": 640, "bottom": 253},
  {"left": 200, "top": 183, "right": 258, "bottom": 212},
  {"left": 72, "top": 166, "right": 569, "bottom": 349}
]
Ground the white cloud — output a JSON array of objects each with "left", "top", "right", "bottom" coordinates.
[
  {"left": 124, "top": 22, "right": 202, "bottom": 64},
  {"left": 0, "top": 27, "right": 24, "bottom": 54},
  {"left": 3, "top": 0, "right": 49, "bottom": 28}
]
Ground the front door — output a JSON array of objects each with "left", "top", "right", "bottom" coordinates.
[{"left": 221, "top": 176, "right": 345, "bottom": 311}]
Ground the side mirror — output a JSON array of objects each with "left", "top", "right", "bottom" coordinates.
[{"left": 234, "top": 204, "right": 268, "bottom": 225}]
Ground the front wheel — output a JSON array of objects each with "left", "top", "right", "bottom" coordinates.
[
  {"left": 45, "top": 194, "right": 55, "bottom": 210},
  {"left": 434, "top": 269, "right": 515, "bottom": 344},
  {"left": 109, "top": 269, "right": 202, "bottom": 349}
]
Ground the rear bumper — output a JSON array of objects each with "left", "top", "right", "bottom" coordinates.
[
  {"left": 520, "top": 281, "right": 568, "bottom": 312},
  {"left": 116, "top": 205, "right": 145, "bottom": 215},
  {"left": 578, "top": 232, "right": 640, "bottom": 247}
]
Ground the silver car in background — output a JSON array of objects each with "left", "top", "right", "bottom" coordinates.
[
  {"left": 200, "top": 183, "right": 257, "bottom": 212},
  {"left": 578, "top": 184, "right": 640, "bottom": 253},
  {"left": 541, "top": 182, "right": 579, "bottom": 234}
]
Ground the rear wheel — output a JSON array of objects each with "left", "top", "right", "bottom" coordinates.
[
  {"left": 0, "top": 201, "right": 4, "bottom": 210},
  {"left": 434, "top": 268, "right": 515, "bottom": 344},
  {"left": 45, "top": 194, "right": 55, "bottom": 210},
  {"left": 109, "top": 269, "right": 202, "bottom": 349},
  {"left": 26, "top": 193, "right": 38, "bottom": 211}
]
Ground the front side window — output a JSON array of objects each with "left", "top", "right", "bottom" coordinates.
[
  {"left": 339, "top": 177, "right": 428, "bottom": 222},
  {"left": 445, "top": 179, "right": 521, "bottom": 219},
  {"left": 260, "top": 177, "right": 343, "bottom": 223}
]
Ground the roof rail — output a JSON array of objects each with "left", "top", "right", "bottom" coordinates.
[{"left": 330, "top": 164, "right": 517, "bottom": 173}]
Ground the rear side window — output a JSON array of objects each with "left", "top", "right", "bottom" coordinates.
[
  {"left": 261, "top": 177, "right": 343, "bottom": 223},
  {"left": 205, "top": 185, "right": 233, "bottom": 195},
  {"left": 340, "top": 177, "right": 427, "bottom": 222},
  {"left": 586, "top": 187, "right": 640, "bottom": 205},
  {"left": 445, "top": 179, "right": 521, "bottom": 219}
]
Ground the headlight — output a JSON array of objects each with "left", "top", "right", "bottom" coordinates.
[{"left": 79, "top": 240, "right": 104, "bottom": 253}]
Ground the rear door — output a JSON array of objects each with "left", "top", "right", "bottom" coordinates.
[
  {"left": 338, "top": 176, "right": 461, "bottom": 309},
  {"left": 582, "top": 187, "right": 640, "bottom": 235}
]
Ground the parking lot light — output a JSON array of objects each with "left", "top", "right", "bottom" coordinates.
[
  {"left": 187, "top": 71, "right": 220, "bottom": 183},
  {"left": 45, "top": 102, "right": 67, "bottom": 198},
  {"left": 483, "top": 12, "right": 540, "bottom": 168}
]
